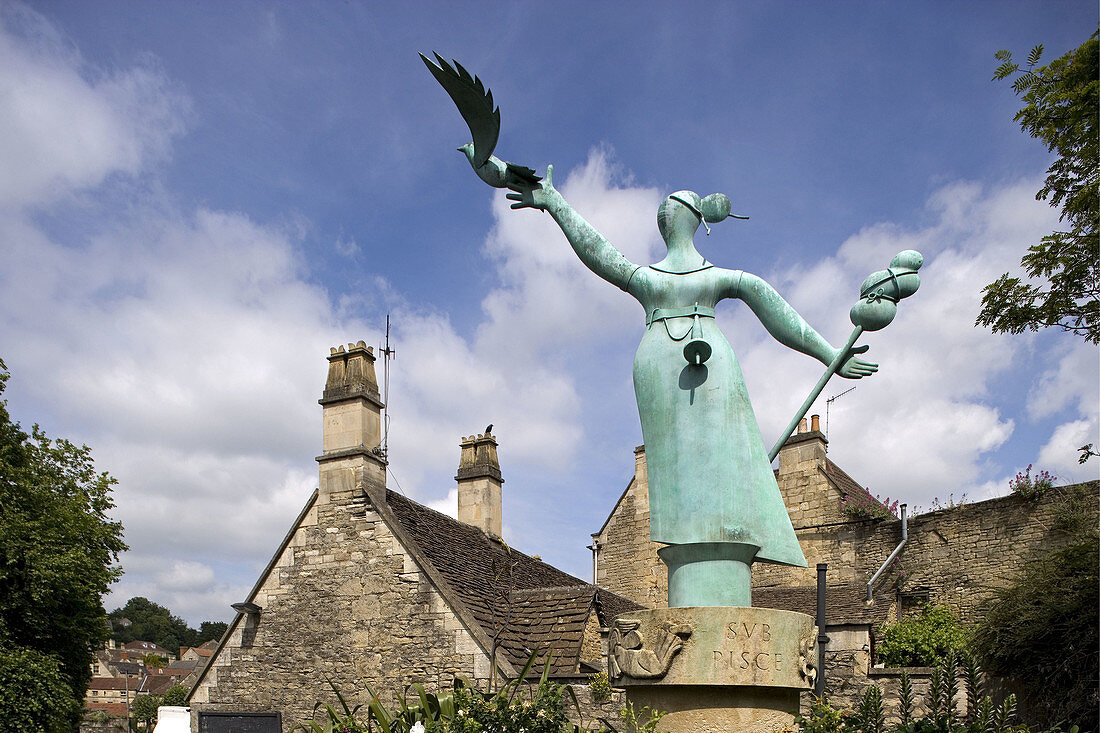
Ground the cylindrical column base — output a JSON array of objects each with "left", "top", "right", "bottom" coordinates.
[
  {"left": 626, "top": 685, "right": 799, "bottom": 733},
  {"left": 658, "top": 542, "right": 759, "bottom": 607}
]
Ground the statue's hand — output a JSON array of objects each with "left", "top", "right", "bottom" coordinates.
[
  {"left": 506, "top": 164, "right": 556, "bottom": 211},
  {"left": 836, "top": 344, "right": 878, "bottom": 379}
]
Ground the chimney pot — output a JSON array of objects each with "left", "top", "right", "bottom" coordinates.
[
  {"left": 811, "top": 414, "right": 820, "bottom": 432},
  {"left": 798, "top": 418, "right": 808, "bottom": 434}
]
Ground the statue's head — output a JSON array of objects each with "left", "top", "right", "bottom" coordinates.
[{"left": 657, "top": 191, "right": 735, "bottom": 243}]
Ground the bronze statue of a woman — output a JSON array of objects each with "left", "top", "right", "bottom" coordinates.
[
  {"left": 505, "top": 170, "right": 877, "bottom": 605},
  {"left": 421, "top": 52, "right": 899, "bottom": 607}
]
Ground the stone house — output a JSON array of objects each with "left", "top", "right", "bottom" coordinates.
[
  {"left": 187, "top": 342, "right": 638, "bottom": 729},
  {"left": 591, "top": 415, "right": 1099, "bottom": 707}
]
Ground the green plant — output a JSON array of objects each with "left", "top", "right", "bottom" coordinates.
[
  {"left": 0, "top": 645, "right": 80, "bottom": 733},
  {"left": 794, "top": 696, "right": 849, "bottom": 733},
  {"left": 291, "top": 650, "right": 610, "bottom": 733},
  {"left": 610, "top": 702, "right": 666, "bottom": 733},
  {"left": 897, "top": 671, "right": 914, "bottom": 726},
  {"left": 970, "top": 530, "right": 1098, "bottom": 732},
  {"left": 978, "top": 33, "right": 1099, "bottom": 344},
  {"left": 839, "top": 492, "right": 899, "bottom": 521},
  {"left": 161, "top": 683, "right": 188, "bottom": 706},
  {"left": 588, "top": 671, "right": 611, "bottom": 703},
  {"left": 1008, "top": 464, "right": 1054, "bottom": 500},
  {"left": 853, "top": 686, "right": 885, "bottom": 733},
  {"left": 876, "top": 605, "right": 968, "bottom": 668}
]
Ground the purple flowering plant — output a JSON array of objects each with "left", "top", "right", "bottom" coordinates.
[{"left": 839, "top": 490, "right": 899, "bottom": 521}]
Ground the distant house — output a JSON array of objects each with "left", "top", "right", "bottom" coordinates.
[
  {"left": 123, "top": 640, "right": 176, "bottom": 662},
  {"left": 85, "top": 676, "right": 137, "bottom": 708}
]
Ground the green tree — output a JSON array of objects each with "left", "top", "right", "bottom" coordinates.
[
  {"left": 0, "top": 358, "right": 127, "bottom": 729},
  {"left": 141, "top": 652, "right": 169, "bottom": 669},
  {"left": 0, "top": 646, "right": 80, "bottom": 733},
  {"left": 130, "top": 693, "right": 161, "bottom": 731},
  {"left": 977, "top": 32, "right": 1099, "bottom": 343},
  {"left": 110, "top": 597, "right": 194, "bottom": 652},
  {"left": 198, "top": 620, "right": 228, "bottom": 643},
  {"left": 160, "top": 684, "right": 188, "bottom": 706}
]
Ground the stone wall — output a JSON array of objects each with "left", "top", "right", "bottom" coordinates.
[
  {"left": 596, "top": 435, "right": 1098, "bottom": 627},
  {"left": 594, "top": 447, "right": 668, "bottom": 609},
  {"left": 189, "top": 474, "right": 495, "bottom": 727}
]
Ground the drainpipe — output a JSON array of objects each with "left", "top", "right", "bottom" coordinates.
[
  {"left": 587, "top": 535, "right": 601, "bottom": 585},
  {"left": 815, "top": 563, "right": 828, "bottom": 699},
  {"left": 867, "top": 504, "right": 908, "bottom": 602}
]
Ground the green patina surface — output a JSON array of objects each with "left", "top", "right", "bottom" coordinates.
[{"left": 426, "top": 54, "right": 921, "bottom": 608}]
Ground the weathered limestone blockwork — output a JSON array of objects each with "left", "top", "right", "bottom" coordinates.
[
  {"left": 190, "top": 479, "right": 493, "bottom": 724},
  {"left": 594, "top": 447, "right": 667, "bottom": 609},
  {"left": 593, "top": 430, "right": 1098, "bottom": 709}
]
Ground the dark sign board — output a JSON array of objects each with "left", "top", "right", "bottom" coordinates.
[{"left": 198, "top": 712, "right": 281, "bottom": 733}]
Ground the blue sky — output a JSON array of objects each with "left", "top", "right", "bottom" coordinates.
[{"left": 1, "top": 1, "right": 1096, "bottom": 625}]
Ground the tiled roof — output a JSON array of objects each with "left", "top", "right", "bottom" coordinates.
[
  {"left": 374, "top": 487, "right": 643, "bottom": 677},
  {"left": 140, "top": 674, "right": 179, "bottom": 695},
  {"left": 88, "top": 677, "right": 132, "bottom": 690},
  {"left": 85, "top": 702, "right": 129, "bottom": 715},
  {"left": 824, "top": 458, "right": 884, "bottom": 507},
  {"left": 754, "top": 582, "right": 887, "bottom": 626}
]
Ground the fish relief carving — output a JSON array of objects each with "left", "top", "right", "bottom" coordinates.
[
  {"left": 798, "top": 628, "right": 818, "bottom": 687},
  {"left": 608, "top": 617, "right": 692, "bottom": 680}
]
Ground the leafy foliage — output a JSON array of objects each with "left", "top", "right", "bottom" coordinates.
[
  {"left": 795, "top": 653, "right": 1073, "bottom": 733},
  {"left": 161, "top": 683, "right": 189, "bottom": 705},
  {"left": 109, "top": 596, "right": 224, "bottom": 653},
  {"left": 970, "top": 529, "right": 1098, "bottom": 732},
  {"left": 291, "top": 652, "right": 615, "bottom": 733},
  {"left": 978, "top": 33, "right": 1099, "bottom": 343},
  {"left": 131, "top": 693, "right": 161, "bottom": 728},
  {"left": 0, "top": 358, "right": 127, "bottom": 727},
  {"left": 876, "top": 605, "right": 968, "bottom": 668},
  {"left": 0, "top": 645, "right": 80, "bottom": 733},
  {"left": 587, "top": 671, "right": 611, "bottom": 703}
]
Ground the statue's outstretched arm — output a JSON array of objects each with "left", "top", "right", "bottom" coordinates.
[
  {"left": 506, "top": 166, "right": 638, "bottom": 291},
  {"left": 724, "top": 271, "right": 878, "bottom": 378}
]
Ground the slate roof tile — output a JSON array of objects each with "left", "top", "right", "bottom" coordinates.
[{"left": 380, "top": 488, "right": 642, "bottom": 677}]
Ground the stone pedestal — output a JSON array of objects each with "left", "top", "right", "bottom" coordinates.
[{"left": 609, "top": 607, "right": 817, "bottom": 733}]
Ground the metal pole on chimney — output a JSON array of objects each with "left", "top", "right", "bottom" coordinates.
[{"left": 815, "top": 563, "right": 828, "bottom": 699}]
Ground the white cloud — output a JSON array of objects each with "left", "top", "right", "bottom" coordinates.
[
  {"left": 1038, "top": 419, "right": 1100, "bottom": 483},
  {"left": 0, "top": 2, "right": 187, "bottom": 209},
  {"left": 733, "top": 179, "right": 1066, "bottom": 505}
]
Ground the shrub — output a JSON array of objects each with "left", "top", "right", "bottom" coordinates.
[
  {"left": 795, "top": 654, "right": 1073, "bottom": 733},
  {"left": 970, "top": 530, "right": 1098, "bottom": 732},
  {"left": 875, "top": 604, "right": 967, "bottom": 667},
  {"left": 587, "top": 671, "right": 611, "bottom": 703}
]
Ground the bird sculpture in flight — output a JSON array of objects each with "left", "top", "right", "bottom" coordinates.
[{"left": 420, "top": 52, "right": 541, "bottom": 189}]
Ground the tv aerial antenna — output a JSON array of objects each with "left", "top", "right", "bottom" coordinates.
[
  {"left": 380, "top": 315, "right": 396, "bottom": 459},
  {"left": 825, "top": 385, "right": 857, "bottom": 437}
]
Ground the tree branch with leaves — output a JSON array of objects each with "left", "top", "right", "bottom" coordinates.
[{"left": 977, "top": 32, "right": 1099, "bottom": 343}]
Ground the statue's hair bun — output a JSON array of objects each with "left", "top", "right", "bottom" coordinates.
[{"left": 701, "top": 193, "right": 732, "bottom": 223}]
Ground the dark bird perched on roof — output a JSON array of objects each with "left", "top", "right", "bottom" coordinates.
[
  {"left": 485, "top": 423, "right": 493, "bottom": 434},
  {"left": 420, "top": 52, "right": 541, "bottom": 189}
]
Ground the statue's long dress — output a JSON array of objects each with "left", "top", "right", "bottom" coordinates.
[{"left": 628, "top": 265, "right": 806, "bottom": 567}]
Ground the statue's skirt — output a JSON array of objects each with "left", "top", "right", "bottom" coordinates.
[{"left": 633, "top": 317, "right": 806, "bottom": 568}]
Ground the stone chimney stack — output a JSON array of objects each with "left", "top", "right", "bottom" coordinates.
[
  {"left": 317, "top": 341, "right": 386, "bottom": 501},
  {"left": 777, "top": 413, "right": 827, "bottom": 477},
  {"left": 455, "top": 429, "right": 503, "bottom": 536}
]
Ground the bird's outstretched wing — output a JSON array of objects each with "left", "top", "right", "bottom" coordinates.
[{"left": 420, "top": 52, "right": 500, "bottom": 169}]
